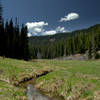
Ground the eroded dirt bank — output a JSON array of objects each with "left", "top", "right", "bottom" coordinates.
[{"left": 12, "top": 69, "right": 53, "bottom": 86}]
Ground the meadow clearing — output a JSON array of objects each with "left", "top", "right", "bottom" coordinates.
[{"left": 0, "top": 57, "right": 100, "bottom": 100}]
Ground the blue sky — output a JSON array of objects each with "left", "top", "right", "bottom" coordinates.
[{"left": 2, "top": 0, "right": 100, "bottom": 36}]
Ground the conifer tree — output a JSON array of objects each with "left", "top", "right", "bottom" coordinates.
[
  {"left": 0, "top": 1, "right": 4, "bottom": 56},
  {"left": 20, "top": 24, "right": 29, "bottom": 60},
  {"left": 88, "top": 41, "right": 92, "bottom": 59},
  {"left": 0, "top": 0, "right": 2, "bottom": 25},
  {"left": 92, "top": 35, "right": 96, "bottom": 59}
]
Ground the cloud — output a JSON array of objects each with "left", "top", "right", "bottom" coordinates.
[
  {"left": 42, "top": 26, "right": 67, "bottom": 36},
  {"left": 26, "top": 21, "right": 68, "bottom": 36},
  {"left": 27, "top": 33, "right": 32, "bottom": 37},
  {"left": 56, "top": 26, "right": 67, "bottom": 32},
  {"left": 26, "top": 21, "right": 48, "bottom": 36},
  {"left": 42, "top": 30, "right": 57, "bottom": 36},
  {"left": 60, "top": 13, "right": 79, "bottom": 22}
]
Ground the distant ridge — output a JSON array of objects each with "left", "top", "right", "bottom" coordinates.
[{"left": 29, "top": 24, "right": 100, "bottom": 45}]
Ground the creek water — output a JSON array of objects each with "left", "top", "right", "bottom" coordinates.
[
  {"left": 26, "top": 84, "right": 49, "bottom": 100},
  {"left": 21, "top": 79, "right": 64, "bottom": 100},
  {"left": 26, "top": 84, "right": 64, "bottom": 100}
]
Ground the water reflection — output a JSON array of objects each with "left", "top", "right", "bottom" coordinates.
[{"left": 26, "top": 84, "right": 49, "bottom": 100}]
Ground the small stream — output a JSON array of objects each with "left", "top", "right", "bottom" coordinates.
[
  {"left": 21, "top": 79, "right": 64, "bottom": 100},
  {"left": 26, "top": 84, "right": 64, "bottom": 100},
  {"left": 26, "top": 84, "right": 49, "bottom": 100}
]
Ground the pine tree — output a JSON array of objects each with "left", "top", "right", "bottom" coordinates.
[
  {"left": 8, "top": 19, "right": 14, "bottom": 57},
  {"left": 20, "top": 24, "right": 29, "bottom": 60},
  {"left": 13, "top": 18, "right": 20, "bottom": 58},
  {"left": 5, "top": 20, "right": 9, "bottom": 57},
  {"left": 0, "top": 1, "right": 4, "bottom": 56},
  {"left": 88, "top": 41, "right": 92, "bottom": 59},
  {"left": 0, "top": 0, "right": 2, "bottom": 25},
  {"left": 92, "top": 35, "right": 96, "bottom": 59}
]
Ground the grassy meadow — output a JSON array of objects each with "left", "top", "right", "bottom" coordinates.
[{"left": 0, "top": 57, "right": 100, "bottom": 100}]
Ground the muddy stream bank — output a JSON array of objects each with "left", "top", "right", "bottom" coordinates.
[
  {"left": 20, "top": 79, "right": 64, "bottom": 100},
  {"left": 16, "top": 70, "right": 64, "bottom": 100}
]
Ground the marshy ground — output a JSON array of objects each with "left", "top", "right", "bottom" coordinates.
[{"left": 0, "top": 57, "right": 100, "bottom": 100}]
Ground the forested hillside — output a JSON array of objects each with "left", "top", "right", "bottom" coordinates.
[
  {"left": 29, "top": 24, "right": 100, "bottom": 59},
  {"left": 29, "top": 32, "right": 79, "bottom": 45}
]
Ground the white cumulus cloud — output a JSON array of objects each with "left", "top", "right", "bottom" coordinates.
[
  {"left": 60, "top": 13, "right": 79, "bottom": 22},
  {"left": 26, "top": 21, "right": 48, "bottom": 36},
  {"left": 42, "top": 30, "right": 57, "bottom": 36},
  {"left": 26, "top": 21, "right": 68, "bottom": 36},
  {"left": 27, "top": 33, "right": 32, "bottom": 37},
  {"left": 56, "top": 26, "right": 67, "bottom": 32},
  {"left": 42, "top": 26, "right": 67, "bottom": 36}
]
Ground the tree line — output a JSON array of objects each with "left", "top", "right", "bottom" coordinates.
[
  {"left": 29, "top": 24, "right": 100, "bottom": 59},
  {"left": 0, "top": 2, "right": 29, "bottom": 60}
]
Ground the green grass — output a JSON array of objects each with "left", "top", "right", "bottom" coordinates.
[
  {"left": 1, "top": 57, "right": 100, "bottom": 99},
  {"left": 0, "top": 81, "right": 26, "bottom": 100},
  {"left": 35, "top": 60, "right": 100, "bottom": 99},
  {"left": 0, "top": 57, "right": 45, "bottom": 100}
]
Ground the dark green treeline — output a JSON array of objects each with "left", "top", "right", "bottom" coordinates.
[
  {"left": 29, "top": 24, "right": 100, "bottom": 59},
  {"left": 0, "top": 2, "right": 29, "bottom": 60}
]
